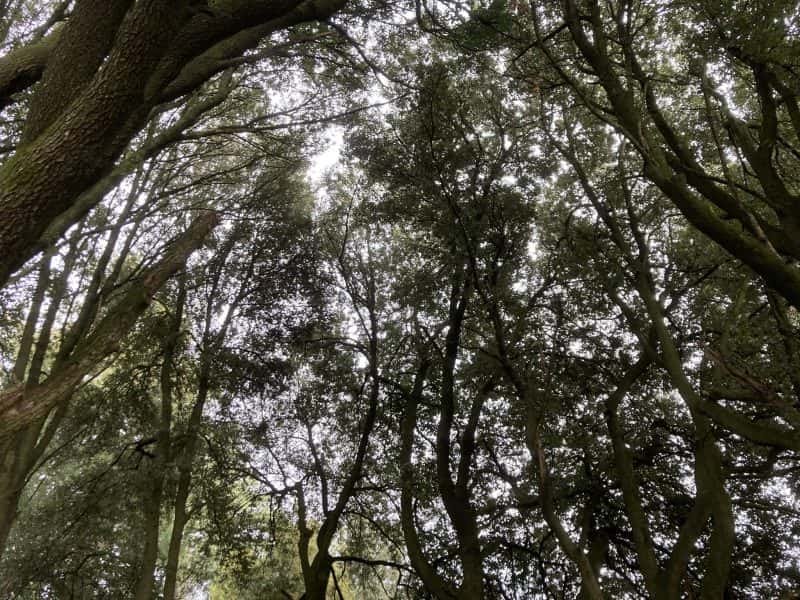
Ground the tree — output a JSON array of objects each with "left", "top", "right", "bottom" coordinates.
[
  {"left": 522, "top": 0, "right": 800, "bottom": 308},
  {"left": 3, "top": 1, "right": 800, "bottom": 598},
  {"left": 0, "top": 0, "right": 351, "bottom": 288}
]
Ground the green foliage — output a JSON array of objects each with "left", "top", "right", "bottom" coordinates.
[{"left": 2, "top": 1, "right": 800, "bottom": 599}]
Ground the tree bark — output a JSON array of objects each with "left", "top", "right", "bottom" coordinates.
[
  {"left": 0, "top": 0, "right": 191, "bottom": 286},
  {"left": 0, "top": 0, "right": 348, "bottom": 289},
  {"left": 32, "top": 71, "right": 234, "bottom": 259},
  {"left": 20, "top": 0, "right": 133, "bottom": 144},
  {"left": 0, "top": 28, "right": 61, "bottom": 110}
]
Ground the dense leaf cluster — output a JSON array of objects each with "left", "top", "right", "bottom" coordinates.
[{"left": 0, "top": 1, "right": 798, "bottom": 599}]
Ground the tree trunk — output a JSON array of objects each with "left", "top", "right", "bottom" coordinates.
[
  {"left": 20, "top": 0, "right": 132, "bottom": 144},
  {"left": 0, "top": 245, "right": 66, "bottom": 559},
  {"left": 0, "top": 211, "right": 219, "bottom": 438},
  {"left": 161, "top": 473, "right": 190, "bottom": 600},
  {"left": 162, "top": 372, "right": 206, "bottom": 600},
  {"left": 0, "top": 0, "right": 191, "bottom": 286},
  {"left": 0, "top": 437, "right": 26, "bottom": 559},
  {"left": 0, "top": 0, "right": 349, "bottom": 289},
  {"left": 399, "top": 360, "right": 457, "bottom": 600},
  {"left": 133, "top": 471, "right": 165, "bottom": 600},
  {"left": 434, "top": 277, "right": 487, "bottom": 599},
  {"left": 134, "top": 275, "right": 186, "bottom": 600},
  {"left": 302, "top": 554, "right": 333, "bottom": 600}
]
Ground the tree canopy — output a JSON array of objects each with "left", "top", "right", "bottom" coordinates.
[{"left": 0, "top": 1, "right": 799, "bottom": 598}]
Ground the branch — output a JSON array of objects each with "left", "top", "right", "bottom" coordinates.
[{"left": 0, "top": 211, "right": 219, "bottom": 439}]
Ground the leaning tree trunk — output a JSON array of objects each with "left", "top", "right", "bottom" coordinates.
[
  {"left": 0, "top": 437, "right": 26, "bottom": 559},
  {"left": 0, "top": 0, "right": 349, "bottom": 290},
  {"left": 0, "top": 211, "right": 219, "bottom": 439},
  {"left": 0, "top": 242, "right": 73, "bottom": 559},
  {"left": 0, "top": 195, "right": 149, "bottom": 559},
  {"left": 161, "top": 231, "right": 244, "bottom": 599}
]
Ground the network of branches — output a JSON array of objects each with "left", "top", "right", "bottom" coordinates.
[{"left": 0, "top": 1, "right": 799, "bottom": 598}]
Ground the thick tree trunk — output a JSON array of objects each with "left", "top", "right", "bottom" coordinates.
[
  {"left": 0, "top": 0, "right": 349, "bottom": 290},
  {"left": 33, "top": 72, "right": 235, "bottom": 259},
  {"left": 302, "top": 554, "right": 334, "bottom": 600},
  {"left": 641, "top": 292, "right": 735, "bottom": 597},
  {"left": 20, "top": 0, "right": 133, "bottom": 144},
  {"left": 0, "top": 0, "right": 191, "bottom": 286}
]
